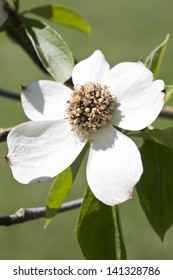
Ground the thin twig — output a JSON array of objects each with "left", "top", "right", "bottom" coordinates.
[
  {"left": 159, "top": 105, "right": 173, "bottom": 118},
  {"left": 0, "top": 88, "right": 20, "bottom": 101},
  {"left": 0, "top": 127, "right": 12, "bottom": 142},
  {"left": 5, "top": 3, "right": 48, "bottom": 74},
  {"left": 0, "top": 198, "right": 83, "bottom": 226}
]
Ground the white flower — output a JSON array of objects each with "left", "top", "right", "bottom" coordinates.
[
  {"left": 6, "top": 50, "right": 165, "bottom": 206},
  {"left": 0, "top": 0, "right": 8, "bottom": 27}
]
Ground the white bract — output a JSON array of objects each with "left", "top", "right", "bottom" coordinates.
[
  {"left": 0, "top": 0, "right": 8, "bottom": 27},
  {"left": 6, "top": 50, "right": 165, "bottom": 206}
]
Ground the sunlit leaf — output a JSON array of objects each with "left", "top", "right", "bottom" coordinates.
[
  {"left": 23, "top": 17, "right": 74, "bottom": 83},
  {"left": 45, "top": 167, "right": 73, "bottom": 228},
  {"left": 137, "top": 140, "right": 173, "bottom": 240},
  {"left": 45, "top": 145, "right": 88, "bottom": 227},
  {"left": 76, "top": 187, "right": 127, "bottom": 260},
  {"left": 145, "top": 34, "right": 169, "bottom": 79},
  {"left": 164, "top": 85, "right": 173, "bottom": 104},
  {"left": 29, "top": 5, "right": 91, "bottom": 35}
]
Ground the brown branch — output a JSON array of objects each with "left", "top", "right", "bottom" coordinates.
[{"left": 0, "top": 198, "right": 83, "bottom": 226}]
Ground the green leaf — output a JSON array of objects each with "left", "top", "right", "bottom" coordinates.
[
  {"left": 164, "top": 85, "right": 173, "bottom": 104},
  {"left": 45, "top": 167, "right": 73, "bottom": 228},
  {"left": 137, "top": 140, "right": 173, "bottom": 240},
  {"left": 29, "top": 5, "right": 91, "bottom": 35},
  {"left": 45, "top": 145, "right": 88, "bottom": 228},
  {"left": 71, "top": 143, "right": 89, "bottom": 182},
  {"left": 145, "top": 34, "right": 169, "bottom": 79},
  {"left": 131, "top": 127, "right": 173, "bottom": 149},
  {"left": 13, "top": 0, "right": 20, "bottom": 12},
  {"left": 23, "top": 17, "right": 74, "bottom": 83},
  {"left": 76, "top": 187, "right": 127, "bottom": 260}
]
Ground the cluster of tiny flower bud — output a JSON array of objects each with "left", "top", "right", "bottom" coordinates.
[{"left": 66, "top": 82, "right": 116, "bottom": 137}]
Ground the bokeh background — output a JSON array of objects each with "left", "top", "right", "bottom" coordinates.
[{"left": 0, "top": 0, "right": 173, "bottom": 259}]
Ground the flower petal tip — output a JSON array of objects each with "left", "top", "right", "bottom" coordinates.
[
  {"left": 137, "top": 57, "right": 144, "bottom": 64},
  {"left": 127, "top": 191, "right": 133, "bottom": 200},
  {"left": 21, "top": 85, "right": 28, "bottom": 93},
  {"left": 117, "top": 192, "right": 134, "bottom": 206},
  {"left": 29, "top": 176, "right": 52, "bottom": 184},
  {"left": 5, "top": 155, "right": 12, "bottom": 166},
  {"left": 162, "top": 87, "right": 166, "bottom": 94}
]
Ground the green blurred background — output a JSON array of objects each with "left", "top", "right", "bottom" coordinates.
[{"left": 0, "top": 0, "right": 173, "bottom": 259}]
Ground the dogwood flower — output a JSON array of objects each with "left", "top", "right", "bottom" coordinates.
[
  {"left": 6, "top": 50, "right": 165, "bottom": 206},
  {"left": 0, "top": 0, "right": 8, "bottom": 27}
]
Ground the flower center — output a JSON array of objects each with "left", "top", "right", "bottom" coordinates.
[{"left": 66, "top": 82, "right": 116, "bottom": 137}]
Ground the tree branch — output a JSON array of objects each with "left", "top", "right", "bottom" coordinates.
[
  {"left": 5, "top": 3, "right": 48, "bottom": 74},
  {"left": 0, "top": 88, "right": 20, "bottom": 101},
  {"left": 159, "top": 105, "right": 173, "bottom": 118},
  {"left": 0, "top": 127, "right": 12, "bottom": 142},
  {"left": 0, "top": 198, "right": 83, "bottom": 226}
]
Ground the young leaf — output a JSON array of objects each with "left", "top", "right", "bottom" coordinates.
[
  {"left": 145, "top": 34, "right": 169, "bottom": 79},
  {"left": 29, "top": 5, "right": 91, "bottom": 35},
  {"left": 137, "top": 140, "right": 173, "bottom": 240},
  {"left": 45, "top": 167, "right": 73, "bottom": 228},
  {"left": 164, "top": 85, "right": 173, "bottom": 104},
  {"left": 22, "top": 17, "right": 74, "bottom": 83},
  {"left": 76, "top": 187, "right": 127, "bottom": 260}
]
